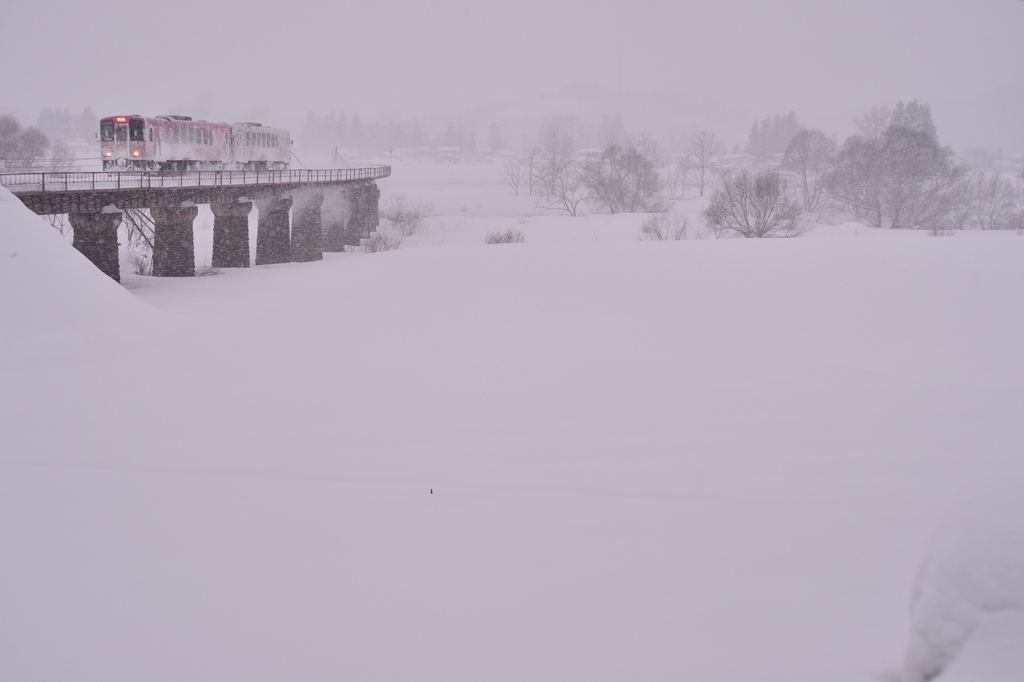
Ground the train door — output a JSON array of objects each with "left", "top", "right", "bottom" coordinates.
[{"left": 114, "top": 117, "right": 129, "bottom": 161}]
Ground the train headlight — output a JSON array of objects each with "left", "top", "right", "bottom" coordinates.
[
  {"left": 104, "top": 151, "right": 113, "bottom": 157},
  {"left": 132, "top": 150, "right": 141, "bottom": 157}
]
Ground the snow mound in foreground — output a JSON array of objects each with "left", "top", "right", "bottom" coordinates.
[
  {"left": 936, "top": 611, "right": 1024, "bottom": 682},
  {"left": 904, "top": 490, "right": 1024, "bottom": 681},
  {"left": 0, "top": 187, "right": 143, "bottom": 350}
]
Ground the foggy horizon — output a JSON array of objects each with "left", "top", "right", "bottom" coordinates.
[{"left": 3, "top": 0, "right": 1023, "bottom": 151}]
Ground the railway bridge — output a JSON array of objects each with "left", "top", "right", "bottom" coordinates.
[{"left": 0, "top": 167, "right": 390, "bottom": 282}]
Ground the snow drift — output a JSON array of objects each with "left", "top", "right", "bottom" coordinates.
[
  {"left": 905, "top": 490, "right": 1024, "bottom": 681},
  {"left": 0, "top": 187, "right": 145, "bottom": 360}
]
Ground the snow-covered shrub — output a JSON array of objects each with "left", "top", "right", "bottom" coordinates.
[
  {"left": 484, "top": 229, "right": 525, "bottom": 244},
  {"left": 705, "top": 169, "right": 806, "bottom": 238},
  {"left": 380, "top": 194, "right": 431, "bottom": 237},
  {"left": 639, "top": 213, "right": 688, "bottom": 241},
  {"left": 129, "top": 249, "right": 151, "bottom": 276},
  {"left": 362, "top": 232, "right": 402, "bottom": 253}
]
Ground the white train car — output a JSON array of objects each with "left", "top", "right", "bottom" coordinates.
[
  {"left": 230, "top": 122, "right": 291, "bottom": 170},
  {"left": 100, "top": 115, "right": 292, "bottom": 170}
]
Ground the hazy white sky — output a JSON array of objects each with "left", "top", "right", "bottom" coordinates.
[{"left": 3, "top": 0, "right": 1022, "bottom": 149}]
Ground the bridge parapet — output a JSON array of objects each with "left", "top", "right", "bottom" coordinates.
[{"left": 1, "top": 167, "right": 391, "bottom": 215}]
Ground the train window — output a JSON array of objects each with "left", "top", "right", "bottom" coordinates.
[
  {"left": 129, "top": 119, "right": 144, "bottom": 141},
  {"left": 100, "top": 120, "right": 114, "bottom": 141},
  {"left": 116, "top": 126, "right": 128, "bottom": 141},
  {"left": 206, "top": 129, "right": 212, "bottom": 145},
  {"left": 149, "top": 128, "right": 153, "bottom": 142}
]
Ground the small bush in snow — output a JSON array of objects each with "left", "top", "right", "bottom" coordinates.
[
  {"left": 129, "top": 248, "right": 151, "bottom": 276},
  {"left": 363, "top": 232, "right": 402, "bottom": 253},
  {"left": 484, "top": 229, "right": 525, "bottom": 244},
  {"left": 380, "top": 194, "right": 431, "bottom": 237},
  {"left": 639, "top": 213, "right": 689, "bottom": 241},
  {"left": 705, "top": 169, "right": 806, "bottom": 238}
]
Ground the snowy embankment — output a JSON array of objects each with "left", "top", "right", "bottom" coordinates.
[
  {"left": 2, "top": 161, "right": 1023, "bottom": 682},
  {"left": 0, "top": 187, "right": 148, "bottom": 359}
]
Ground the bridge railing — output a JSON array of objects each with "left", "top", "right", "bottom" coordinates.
[{"left": 0, "top": 166, "right": 391, "bottom": 193}]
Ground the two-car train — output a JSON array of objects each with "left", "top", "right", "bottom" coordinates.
[{"left": 100, "top": 114, "right": 292, "bottom": 171}]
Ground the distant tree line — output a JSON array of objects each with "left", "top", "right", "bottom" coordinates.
[
  {"left": 0, "top": 114, "right": 76, "bottom": 172},
  {"left": 492, "top": 98, "right": 1023, "bottom": 236},
  {"left": 708, "top": 99, "right": 1023, "bottom": 235}
]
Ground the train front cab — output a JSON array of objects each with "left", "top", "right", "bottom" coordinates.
[{"left": 100, "top": 116, "right": 148, "bottom": 170}]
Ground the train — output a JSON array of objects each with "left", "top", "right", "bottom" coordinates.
[{"left": 99, "top": 114, "right": 292, "bottom": 171}]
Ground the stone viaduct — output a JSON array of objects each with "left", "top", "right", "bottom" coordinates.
[{"left": 1, "top": 167, "right": 389, "bottom": 282}]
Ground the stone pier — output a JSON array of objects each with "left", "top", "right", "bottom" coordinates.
[
  {"left": 322, "top": 181, "right": 380, "bottom": 251},
  {"left": 363, "top": 182, "right": 381, "bottom": 234},
  {"left": 322, "top": 185, "right": 355, "bottom": 252},
  {"left": 255, "top": 195, "right": 292, "bottom": 265},
  {"left": 69, "top": 210, "right": 122, "bottom": 282},
  {"left": 151, "top": 205, "right": 198, "bottom": 277},
  {"left": 290, "top": 192, "right": 324, "bottom": 262},
  {"left": 211, "top": 199, "right": 252, "bottom": 268},
  {"left": 350, "top": 181, "right": 380, "bottom": 241}
]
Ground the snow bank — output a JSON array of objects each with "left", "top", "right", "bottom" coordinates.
[
  {"left": 936, "top": 611, "right": 1024, "bottom": 681},
  {"left": 904, "top": 490, "right": 1024, "bottom": 681},
  {"left": 3, "top": 160, "right": 1024, "bottom": 681},
  {"left": 0, "top": 187, "right": 145, "bottom": 360}
]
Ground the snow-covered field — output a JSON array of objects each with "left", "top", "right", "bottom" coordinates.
[{"left": 2, "top": 157, "right": 1023, "bottom": 682}]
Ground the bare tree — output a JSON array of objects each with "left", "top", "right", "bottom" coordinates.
[
  {"left": 548, "top": 166, "right": 588, "bottom": 216},
  {"left": 853, "top": 105, "right": 893, "bottom": 139},
  {"left": 535, "top": 118, "right": 576, "bottom": 201},
  {"left": 688, "top": 129, "right": 723, "bottom": 197},
  {"left": 500, "top": 158, "right": 522, "bottom": 196},
  {"left": 381, "top": 194, "right": 431, "bottom": 236},
  {"left": 45, "top": 213, "right": 73, "bottom": 239},
  {"left": 967, "top": 172, "right": 1018, "bottom": 230},
  {"left": 829, "top": 126, "right": 966, "bottom": 229},
  {"left": 782, "top": 129, "right": 836, "bottom": 212},
  {"left": 524, "top": 144, "right": 539, "bottom": 196},
  {"left": 47, "top": 141, "right": 75, "bottom": 172},
  {"left": 0, "top": 114, "right": 50, "bottom": 171},
  {"left": 121, "top": 209, "right": 155, "bottom": 275},
  {"left": 667, "top": 156, "right": 690, "bottom": 199},
  {"left": 704, "top": 169, "right": 805, "bottom": 238},
  {"left": 580, "top": 138, "right": 662, "bottom": 214}
]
